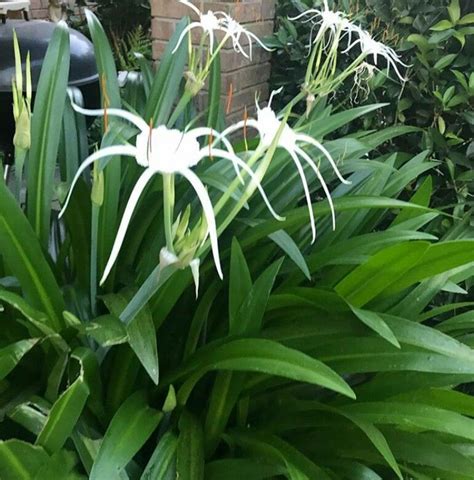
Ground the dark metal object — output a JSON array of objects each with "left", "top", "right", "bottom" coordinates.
[{"left": 0, "top": 20, "right": 100, "bottom": 161}]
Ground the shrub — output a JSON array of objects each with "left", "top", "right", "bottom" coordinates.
[{"left": 270, "top": 0, "right": 474, "bottom": 211}]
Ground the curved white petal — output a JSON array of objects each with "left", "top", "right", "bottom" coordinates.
[
  {"left": 296, "top": 133, "right": 351, "bottom": 185},
  {"left": 71, "top": 103, "right": 148, "bottom": 132},
  {"left": 234, "top": 36, "right": 250, "bottom": 59},
  {"left": 288, "top": 9, "right": 321, "bottom": 21},
  {"left": 296, "top": 146, "right": 336, "bottom": 231},
  {"left": 268, "top": 87, "right": 284, "bottom": 108},
  {"left": 342, "top": 37, "right": 361, "bottom": 54},
  {"left": 190, "top": 127, "right": 235, "bottom": 155},
  {"left": 100, "top": 168, "right": 156, "bottom": 285},
  {"left": 179, "top": 168, "right": 223, "bottom": 279},
  {"left": 191, "top": 126, "right": 243, "bottom": 182},
  {"left": 172, "top": 22, "right": 201, "bottom": 54},
  {"left": 208, "top": 30, "right": 215, "bottom": 52},
  {"left": 387, "top": 58, "right": 408, "bottom": 82},
  {"left": 190, "top": 258, "right": 200, "bottom": 298},
  {"left": 59, "top": 145, "right": 138, "bottom": 219},
  {"left": 244, "top": 31, "right": 253, "bottom": 60},
  {"left": 210, "top": 148, "right": 285, "bottom": 221},
  {"left": 289, "top": 149, "right": 317, "bottom": 243},
  {"left": 219, "top": 119, "right": 262, "bottom": 142},
  {"left": 246, "top": 30, "right": 274, "bottom": 52}
]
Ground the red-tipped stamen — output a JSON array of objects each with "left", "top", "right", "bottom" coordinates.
[
  {"left": 148, "top": 118, "right": 153, "bottom": 157},
  {"left": 209, "top": 129, "right": 214, "bottom": 160},
  {"left": 226, "top": 82, "right": 234, "bottom": 115},
  {"left": 243, "top": 106, "right": 249, "bottom": 151},
  {"left": 101, "top": 74, "right": 110, "bottom": 133}
]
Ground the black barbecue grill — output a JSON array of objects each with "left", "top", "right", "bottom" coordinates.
[{"left": 0, "top": 19, "right": 99, "bottom": 162}]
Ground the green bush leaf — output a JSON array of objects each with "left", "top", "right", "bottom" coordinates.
[
  {"left": 177, "top": 411, "right": 205, "bottom": 480},
  {"left": 0, "top": 339, "right": 38, "bottom": 381},
  {"left": 27, "top": 22, "right": 70, "bottom": 248},
  {"left": 172, "top": 338, "right": 355, "bottom": 400},
  {"left": 350, "top": 307, "right": 400, "bottom": 348},
  {"left": 89, "top": 392, "right": 162, "bottom": 479},
  {"left": 229, "top": 238, "right": 252, "bottom": 333},
  {"left": 36, "top": 364, "right": 90, "bottom": 454},
  {"left": 335, "top": 242, "right": 431, "bottom": 307},
  {"left": 0, "top": 440, "right": 49, "bottom": 480},
  {"left": 145, "top": 18, "right": 188, "bottom": 125},
  {"left": 141, "top": 432, "right": 177, "bottom": 480},
  {"left": 0, "top": 175, "right": 65, "bottom": 331}
]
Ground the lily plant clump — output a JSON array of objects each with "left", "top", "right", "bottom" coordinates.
[
  {"left": 2, "top": 3, "right": 474, "bottom": 480},
  {"left": 58, "top": 0, "right": 407, "bottom": 294}
]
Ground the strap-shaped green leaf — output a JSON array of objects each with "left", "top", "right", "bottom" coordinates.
[
  {"left": 90, "top": 392, "right": 162, "bottom": 480},
  {"left": 36, "top": 358, "right": 90, "bottom": 454},
  {"left": 0, "top": 177, "right": 65, "bottom": 330},
  {"left": 27, "top": 22, "right": 70, "bottom": 248}
]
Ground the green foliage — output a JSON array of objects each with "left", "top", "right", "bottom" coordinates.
[
  {"left": 271, "top": 0, "right": 474, "bottom": 211},
  {"left": 112, "top": 25, "right": 152, "bottom": 72},
  {"left": 0, "top": 8, "right": 473, "bottom": 480}
]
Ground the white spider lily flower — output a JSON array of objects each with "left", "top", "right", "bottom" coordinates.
[
  {"left": 218, "top": 12, "right": 273, "bottom": 59},
  {"left": 351, "top": 61, "right": 378, "bottom": 102},
  {"left": 59, "top": 103, "right": 281, "bottom": 284},
  {"left": 290, "top": 0, "right": 351, "bottom": 47},
  {"left": 173, "top": 0, "right": 271, "bottom": 60},
  {"left": 173, "top": 0, "right": 221, "bottom": 53},
  {"left": 344, "top": 26, "right": 409, "bottom": 82},
  {"left": 219, "top": 88, "right": 350, "bottom": 242}
]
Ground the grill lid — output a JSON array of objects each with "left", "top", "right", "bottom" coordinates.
[{"left": 0, "top": 20, "right": 98, "bottom": 92}]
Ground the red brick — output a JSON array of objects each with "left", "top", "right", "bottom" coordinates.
[
  {"left": 197, "top": 81, "right": 269, "bottom": 114},
  {"left": 152, "top": 0, "right": 276, "bottom": 23},
  {"left": 220, "top": 47, "right": 270, "bottom": 73},
  {"left": 220, "top": 62, "right": 271, "bottom": 93}
]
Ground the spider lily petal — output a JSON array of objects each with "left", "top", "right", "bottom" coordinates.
[
  {"left": 100, "top": 168, "right": 156, "bottom": 284},
  {"left": 218, "top": 118, "right": 262, "bottom": 141},
  {"left": 190, "top": 258, "right": 200, "bottom": 298},
  {"left": 59, "top": 145, "right": 138, "bottom": 218},
  {"left": 179, "top": 168, "right": 223, "bottom": 279},
  {"left": 190, "top": 126, "right": 244, "bottom": 182},
  {"left": 296, "top": 133, "right": 350, "bottom": 185},
  {"left": 71, "top": 103, "right": 149, "bottom": 132},
  {"left": 288, "top": 149, "right": 317, "bottom": 243},
  {"left": 173, "top": 2, "right": 221, "bottom": 53},
  {"left": 289, "top": 9, "right": 320, "bottom": 22},
  {"left": 343, "top": 29, "right": 408, "bottom": 82},
  {"left": 190, "top": 127, "right": 236, "bottom": 155},
  {"left": 172, "top": 22, "right": 204, "bottom": 54},
  {"left": 209, "top": 148, "right": 285, "bottom": 221},
  {"left": 297, "top": 146, "right": 336, "bottom": 231}
]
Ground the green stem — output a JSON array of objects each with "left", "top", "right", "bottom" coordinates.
[
  {"left": 14, "top": 147, "right": 27, "bottom": 202},
  {"left": 167, "top": 91, "right": 194, "bottom": 127},
  {"left": 163, "top": 173, "right": 175, "bottom": 252},
  {"left": 90, "top": 203, "right": 99, "bottom": 317}
]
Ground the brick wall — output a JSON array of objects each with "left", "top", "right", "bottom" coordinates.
[
  {"left": 151, "top": 0, "right": 276, "bottom": 124},
  {"left": 30, "top": 0, "right": 50, "bottom": 19}
]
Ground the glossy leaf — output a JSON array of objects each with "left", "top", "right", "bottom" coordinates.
[
  {"left": 177, "top": 411, "right": 205, "bottom": 480},
  {"left": 0, "top": 177, "right": 65, "bottom": 331},
  {"left": 36, "top": 362, "right": 90, "bottom": 454},
  {"left": 90, "top": 392, "right": 162, "bottom": 479},
  {"left": 0, "top": 339, "right": 38, "bottom": 381},
  {"left": 27, "top": 22, "right": 70, "bottom": 248}
]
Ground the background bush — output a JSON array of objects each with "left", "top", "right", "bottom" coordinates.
[{"left": 270, "top": 0, "right": 474, "bottom": 214}]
